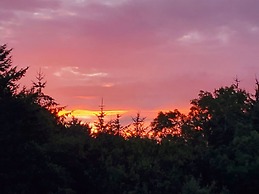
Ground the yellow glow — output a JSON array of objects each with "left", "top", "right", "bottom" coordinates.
[{"left": 58, "top": 109, "right": 128, "bottom": 119}]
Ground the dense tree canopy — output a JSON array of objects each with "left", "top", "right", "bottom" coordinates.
[{"left": 0, "top": 44, "right": 259, "bottom": 193}]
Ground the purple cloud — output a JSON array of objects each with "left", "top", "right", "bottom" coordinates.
[{"left": 1, "top": 0, "right": 259, "bottom": 118}]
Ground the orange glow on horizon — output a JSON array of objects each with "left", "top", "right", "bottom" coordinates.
[
  {"left": 58, "top": 106, "right": 191, "bottom": 122},
  {"left": 58, "top": 107, "right": 189, "bottom": 139},
  {"left": 58, "top": 109, "right": 128, "bottom": 119}
]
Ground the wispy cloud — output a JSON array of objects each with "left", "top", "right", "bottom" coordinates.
[
  {"left": 178, "top": 31, "right": 203, "bottom": 44},
  {"left": 74, "top": 95, "right": 96, "bottom": 99},
  {"left": 87, "top": 72, "right": 108, "bottom": 77},
  {"left": 54, "top": 66, "right": 108, "bottom": 79}
]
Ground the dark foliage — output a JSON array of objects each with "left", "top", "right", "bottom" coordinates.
[{"left": 0, "top": 44, "right": 259, "bottom": 193}]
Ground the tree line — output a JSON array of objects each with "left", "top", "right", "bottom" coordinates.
[{"left": 0, "top": 44, "right": 259, "bottom": 193}]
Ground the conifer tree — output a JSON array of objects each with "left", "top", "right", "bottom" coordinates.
[
  {"left": 0, "top": 44, "right": 28, "bottom": 98},
  {"left": 107, "top": 114, "right": 127, "bottom": 135},
  {"left": 131, "top": 112, "right": 147, "bottom": 137},
  {"left": 255, "top": 78, "right": 259, "bottom": 102},
  {"left": 32, "top": 69, "right": 57, "bottom": 108},
  {"left": 94, "top": 98, "right": 108, "bottom": 134}
]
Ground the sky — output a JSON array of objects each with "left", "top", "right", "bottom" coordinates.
[{"left": 1, "top": 0, "right": 259, "bottom": 122}]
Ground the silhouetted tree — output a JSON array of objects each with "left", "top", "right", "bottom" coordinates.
[
  {"left": 94, "top": 98, "right": 108, "bottom": 134},
  {"left": 250, "top": 78, "right": 259, "bottom": 133},
  {"left": 255, "top": 78, "right": 259, "bottom": 102},
  {"left": 31, "top": 69, "right": 62, "bottom": 119},
  {"left": 0, "top": 44, "right": 65, "bottom": 193},
  {"left": 151, "top": 109, "right": 184, "bottom": 138},
  {"left": 32, "top": 69, "right": 46, "bottom": 93},
  {"left": 2, "top": 43, "right": 259, "bottom": 194},
  {"left": 0, "top": 44, "right": 28, "bottom": 98},
  {"left": 107, "top": 114, "right": 124, "bottom": 135},
  {"left": 188, "top": 84, "right": 252, "bottom": 147},
  {"left": 131, "top": 112, "right": 148, "bottom": 137}
]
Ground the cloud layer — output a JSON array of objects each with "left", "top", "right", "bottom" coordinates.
[{"left": 1, "top": 0, "right": 259, "bottom": 118}]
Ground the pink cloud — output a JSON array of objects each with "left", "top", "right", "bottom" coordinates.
[
  {"left": 0, "top": 0, "right": 60, "bottom": 10},
  {"left": 1, "top": 0, "right": 259, "bottom": 120}
]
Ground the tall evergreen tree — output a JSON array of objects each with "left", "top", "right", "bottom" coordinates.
[
  {"left": 131, "top": 112, "right": 147, "bottom": 137},
  {"left": 0, "top": 44, "right": 28, "bottom": 98},
  {"left": 94, "top": 98, "right": 108, "bottom": 134}
]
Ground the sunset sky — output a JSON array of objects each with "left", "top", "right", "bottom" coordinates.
[{"left": 1, "top": 0, "right": 259, "bottom": 122}]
